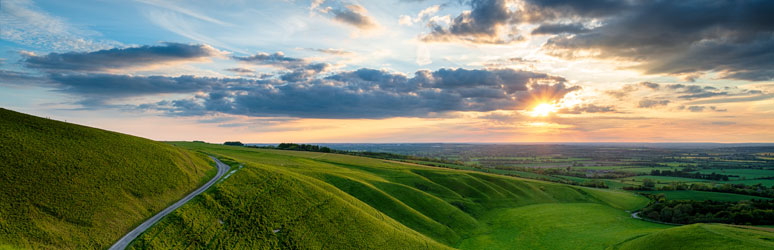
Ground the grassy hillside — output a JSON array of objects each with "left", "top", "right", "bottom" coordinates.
[
  {"left": 121, "top": 143, "right": 771, "bottom": 249},
  {"left": 0, "top": 108, "right": 215, "bottom": 249},
  {"left": 612, "top": 224, "right": 774, "bottom": 250}
]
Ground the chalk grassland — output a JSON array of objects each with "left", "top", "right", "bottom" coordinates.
[
  {"left": 0, "top": 108, "right": 215, "bottom": 249},
  {"left": 128, "top": 143, "right": 774, "bottom": 249}
]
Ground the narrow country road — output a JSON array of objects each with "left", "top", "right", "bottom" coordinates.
[{"left": 108, "top": 156, "right": 230, "bottom": 250}]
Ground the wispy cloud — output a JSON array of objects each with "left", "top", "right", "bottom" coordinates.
[
  {"left": 0, "top": 0, "right": 121, "bottom": 51},
  {"left": 135, "top": 0, "right": 231, "bottom": 26}
]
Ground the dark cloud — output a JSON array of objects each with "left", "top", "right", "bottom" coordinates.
[
  {"left": 426, "top": 0, "right": 774, "bottom": 80},
  {"left": 0, "top": 69, "right": 51, "bottom": 86},
  {"left": 531, "top": 23, "right": 589, "bottom": 35},
  {"left": 542, "top": 0, "right": 774, "bottom": 81},
  {"left": 677, "top": 105, "right": 727, "bottom": 112},
  {"left": 710, "top": 106, "right": 728, "bottom": 112},
  {"left": 233, "top": 52, "right": 305, "bottom": 68},
  {"left": 422, "top": 0, "right": 521, "bottom": 44},
  {"left": 134, "top": 67, "right": 572, "bottom": 118},
  {"left": 225, "top": 68, "right": 255, "bottom": 73},
  {"left": 667, "top": 84, "right": 732, "bottom": 99},
  {"left": 233, "top": 52, "right": 330, "bottom": 81},
  {"left": 421, "top": 0, "right": 628, "bottom": 44},
  {"left": 328, "top": 4, "right": 378, "bottom": 30},
  {"left": 687, "top": 106, "right": 705, "bottom": 112},
  {"left": 520, "top": 0, "right": 628, "bottom": 19},
  {"left": 638, "top": 99, "right": 670, "bottom": 108},
  {"left": 639, "top": 82, "right": 660, "bottom": 90},
  {"left": 46, "top": 73, "right": 232, "bottom": 97},
  {"left": 22, "top": 43, "right": 220, "bottom": 72}
]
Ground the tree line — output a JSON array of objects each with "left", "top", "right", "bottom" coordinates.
[
  {"left": 639, "top": 193, "right": 774, "bottom": 225},
  {"left": 649, "top": 169, "right": 733, "bottom": 181},
  {"left": 625, "top": 180, "right": 774, "bottom": 198}
]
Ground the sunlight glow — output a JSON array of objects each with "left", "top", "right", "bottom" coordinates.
[{"left": 530, "top": 103, "right": 558, "bottom": 117}]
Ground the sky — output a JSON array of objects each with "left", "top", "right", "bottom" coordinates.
[{"left": 1, "top": 0, "right": 773, "bottom": 143}]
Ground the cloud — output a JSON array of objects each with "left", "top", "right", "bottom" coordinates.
[
  {"left": 23, "top": 43, "right": 222, "bottom": 72},
  {"left": 639, "top": 82, "right": 660, "bottom": 90},
  {"left": 687, "top": 94, "right": 774, "bottom": 105},
  {"left": 422, "top": 0, "right": 521, "bottom": 44},
  {"left": 0, "top": 0, "right": 122, "bottom": 51},
  {"left": 330, "top": 5, "right": 378, "bottom": 29},
  {"left": 638, "top": 99, "right": 670, "bottom": 108},
  {"left": 53, "top": 67, "right": 570, "bottom": 119},
  {"left": 559, "top": 104, "right": 616, "bottom": 114},
  {"left": 541, "top": 0, "right": 774, "bottom": 81},
  {"left": 47, "top": 73, "right": 228, "bottom": 98},
  {"left": 233, "top": 52, "right": 325, "bottom": 70},
  {"left": 314, "top": 3, "right": 378, "bottom": 30},
  {"left": 677, "top": 105, "right": 727, "bottom": 113},
  {"left": 605, "top": 84, "right": 638, "bottom": 99},
  {"left": 606, "top": 82, "right": 768, "bottom": 108},
  {"left": 0, "top": 69, "right": 46, "bottom": 85},
  {"left": 233, "top": 52, "right": 331, "bottom": 81},
  {"left": 224, "top": 68, "right": 255, "bottom": 74},
  {"left": 305, "top": 48, "right": 354, "bottom": 56},
  {"left": 399, "top": 5, "right": 441, "bottom": 26},
  {"left": 531, "top": 23, "right": 589, "bottom": 35},
  {"left": 423, "top": 0, "right": 773, "bottom": 80},
  {"left": 135, "top": 0, "right": 231, "bottom": 26}
]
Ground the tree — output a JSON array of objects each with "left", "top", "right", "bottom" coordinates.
[
  {"left": 224, "top": 141, "right": 244, "bottom": 146},
  {"left": 642, "top": 178, "right": 656, "bottom": 189}
]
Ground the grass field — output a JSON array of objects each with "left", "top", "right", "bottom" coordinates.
[
  {"left": 457, "top": 203, "right": 670, "bottom": 249},
  {"left": 611, "top": 224, "right": 774, "bottom": 250},
  {"left": 0, "top": 108, "right": 215, "bottom": 249},
  {"left": 127, "top": 143, "right": 774, "bottom": 249},
  {"left": 637, "top": 190, "right": 771, "bottom": 202},
  {"left": 694, "top": 168, "right": 774, "bottom": 180},
  {"left": 621, "top": 175, "right": 709, "bottom": 183},
  {"left": 722, "top": 179, "right": 774, "bottom": 187}
]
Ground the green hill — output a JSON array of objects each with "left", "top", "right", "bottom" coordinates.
[
  {"left": 611, "top": 224, "right": 774, "bottom": 250},
  {"left": 0, "top": 108, "right": 216, "bottom": 249},
  {"left": 126, "top": 143, "right": 774, "bottom": 249}
]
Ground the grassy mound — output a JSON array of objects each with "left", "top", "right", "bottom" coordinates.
[
  {"left": 0, "top": 108, "right": 215, "bottom": 249},
  {"left": 129, "top": 143, "right": 672, "bottom": 249},
  {"left": 612, "top": 223, "right": 774, "bottom": 250}
]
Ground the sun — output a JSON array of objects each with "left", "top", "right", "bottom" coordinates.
[{"left": 530, "top": 103, "right": 558, "bottom": 117}]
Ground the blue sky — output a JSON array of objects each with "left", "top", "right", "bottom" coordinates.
[{"left": 1, "top": 0, "right": 773, "bottom": 143}]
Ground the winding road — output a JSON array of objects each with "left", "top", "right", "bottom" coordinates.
[{"left": 108, "top": 156, "right": 230, "bottom": 250}]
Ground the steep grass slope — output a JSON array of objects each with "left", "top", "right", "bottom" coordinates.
[
  {"left": 127, "top": 143, "right": 695, "bottom": 249},
  {"left": 0, "top": 108, "right": 215, "bottom": 249}
]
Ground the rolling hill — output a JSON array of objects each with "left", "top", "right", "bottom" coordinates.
[
  {"left": 127, "top": 143, "right": 774, "bottom": 249},
  {"left": 0, "top": 108, "right": 215, "bottom": 249},
  {"left": 2, "top": 108, "right": 772, "bottom": 249}
]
